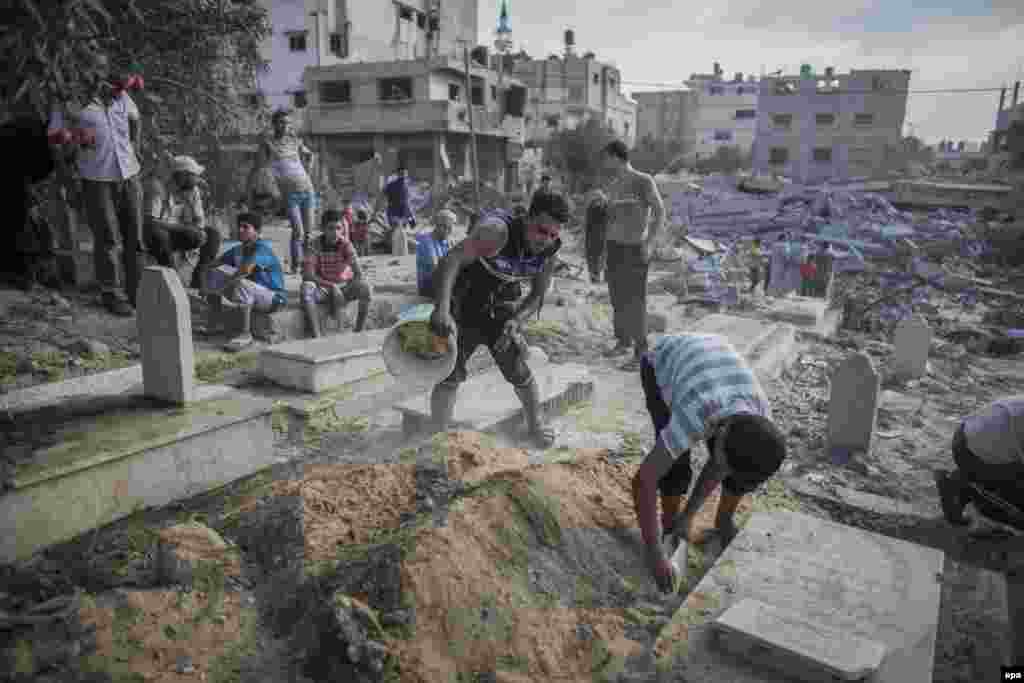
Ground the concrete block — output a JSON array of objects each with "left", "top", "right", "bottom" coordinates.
[
  {"left": 395, "top": 360, "right": 593, "bottom": 437},
  {"left": 0, "top": 384, "right": 276, "bottom": 563},
  {"left": 689, "top": 314, "right": 780, "bottom": 356},
  {"left": 744, "top": 322, "right": 798, "bottom": 382},
  {"left": 713, "top": 598, "right": 888, "bottom": 682},
  {"left": 136, "top": 267, "right": 195, "bottom": 404},
  {"left": 761, "top": 297, "right": 827, "bottom": 328},
  {"left": 654, "top": 511, "right": 944, "bottom": 683},
  {"left": 1, "top": 365, "right": 143, "bottom": 415},
  {"left": 259, "top": 329, "right": 390, "bottom": 393}
]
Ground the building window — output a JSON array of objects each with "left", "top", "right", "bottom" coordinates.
[
  {"left": 525, "top": 115, "right": 532, "bottom": 125},
  {"left": 319, "top": 81, "right": 351, "bottom": 104},
  {"left": 448, "top": 83, "right": 460, "bottom": 101},
  {"left": 416, "top": 11, "right": 426, "bottom": 29},
  {"left": 709, "top": 85, "right": 724, "bottom": 95},
  {"left": 771, "top": 114, "right": 793, "bottom": 130},
  {"left": 736, "top": 87, "right": 744, "bottom": 95},
  {"left": 871, "top": 76, "right": 885, "bottom": 91},
  {"left": 491, "top": 85, "right": 497, "bottom": 101},
  {"left": 292, "top": 91, "right": 307, "bottom": 109},
  {"left": 593, "top": 74, "right": 599, "bottom": 84},
  {"left": 713, "top": 129, "right": 733, "bottom": 141},
  {"left": 624, "top": 121, "right": 630, "bottom": 136},
  {"left": 471, "top": 86, "right": 484, "bottom": 106},
  {"left": 288, "top": 32, "right": 307, "bottom": 52},
  {"left": 854, "top": 113, "right": 875, "bottom": 126},
  {"left": 608, "top": 76, "right": 616, "bottom": 89},
  {"left": 815, "top": 113, "right": 835, "bottom": 126},
  {"left": 769, "top": 147, "right": 789, "bottom": 164},
  {"left": 379, "top": 77, "right": 413, "bottom": 101},
  {"left": 813, "top": 147, "right": 832, "bottom": 162},
  {"left": 569, "top": 85, "right": 584, "bottom": 102},
  {"left": 546, "top": 114, "right": 559, "bottom": 129},
  {"left": 735, "top": 109, "right": 757, "bottom": 120},
  {"left": 329, "top": 31, "right": 348, "bottom": 58}
]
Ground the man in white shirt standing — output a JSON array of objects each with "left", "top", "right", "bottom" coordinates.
[
  {"left": 49, "top": 55, "right": 144, "bottom": 316},
  {"left": 936, "top": 396, "right": 1024, "bottom": 527}
]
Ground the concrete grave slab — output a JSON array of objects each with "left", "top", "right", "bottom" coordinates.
[
  {"left": 396, "top": 360, "right": 594, "bottom": 437},
  {"left": 259, "top": 329, "right": 390, "bottom": 393},
  {"left": 686, "top": 314, "right": 799, "bottom": 381},
  {"left": 760, "top": 297, "right": 827, "bottom": 328},
  {"left": 0, "top": 384, "right": 275, "bottom": 563},
  {"left": 713, "top": 598, "right": 888, "bottom": 682},
  {"left": 136, "top": 267, "right": 195, "bottom": 404},
  {"left": 891, "top": 315, "right": 932, "bottom": 381},
  {"left": 0, "top": 365, "right": 143, "bottom": 415},
  {"left": 654, "top": 511, "right": 944, "bottom": 683},
  {"left": 827, "top": 352, "right": 880, "bottom": 463}
]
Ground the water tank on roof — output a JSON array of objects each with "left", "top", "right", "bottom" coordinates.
[{"left": 564, "top": 29, "right": 575, "bottom": 47}]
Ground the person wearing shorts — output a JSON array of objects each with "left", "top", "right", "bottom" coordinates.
[
  {"left": 248, "top": 109, "right": 317, "bottom": 274},
  {"left": 300, "top": 208, "right": 372, "bottom": 338},
  {"left": 631, "top": 333, "right": 787, "bottom": 593},
  {"left": 204, "top": 212, "right": 287, "bottom": 352}
]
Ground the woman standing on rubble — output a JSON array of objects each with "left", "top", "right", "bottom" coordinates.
[{"left": 248, "top": 109, "right": 317, "bottom": 275}]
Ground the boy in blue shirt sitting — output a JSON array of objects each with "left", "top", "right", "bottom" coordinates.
[
  {"left": 204, "top": 212, "right": 288, "bottom": 351},
  {"left": 416, "top": 208, "right": 455, "bottom": 298}
]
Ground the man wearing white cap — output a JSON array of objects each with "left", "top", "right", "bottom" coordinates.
[{"left": 146, "top": 155, "right": 222, "bottom": 291}]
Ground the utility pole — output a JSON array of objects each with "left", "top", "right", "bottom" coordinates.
[{"left": 463, "top": 43, "right": 481, "bottom": 213}]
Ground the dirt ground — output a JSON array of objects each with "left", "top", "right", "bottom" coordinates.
[{"left": 5, "top": 227, "right": 1024, "bottom": 682}]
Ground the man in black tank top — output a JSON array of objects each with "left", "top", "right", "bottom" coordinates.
[{"left": 428, "top": 192, "right": 570, "bottom": 449}]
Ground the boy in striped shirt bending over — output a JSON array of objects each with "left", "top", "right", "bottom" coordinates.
[{"left": 632, "top": 334, "right": 788, "bottom": 592}]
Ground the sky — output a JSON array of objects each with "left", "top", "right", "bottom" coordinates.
[{"left": 478, "top": 0, "right": 1024, "bottom": 144}]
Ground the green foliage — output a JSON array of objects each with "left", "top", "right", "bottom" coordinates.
[
  {"left": 1, "top": 0, "right": 272, "bottom": 210},
  {"left": 545, "top": 117, "right": 615, "bottom": 193}
]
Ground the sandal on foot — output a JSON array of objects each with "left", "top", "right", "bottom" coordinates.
[
  {"left": 224, "top": 335, "right": 254, "bottom": 353},
  {"left": 604, "top": 343, "right": 631, "bottom": 358}
]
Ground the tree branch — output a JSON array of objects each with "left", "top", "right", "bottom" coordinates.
[{"left": 144, "top": 75, "right": 237, "bottom": 116}]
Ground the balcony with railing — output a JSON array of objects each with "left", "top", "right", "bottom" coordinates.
[{"left": 307, "top": 99, "right": 523, "bottom": 138}]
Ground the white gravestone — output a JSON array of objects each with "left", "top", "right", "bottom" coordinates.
[
  {"left": 136, "top": 266, "right": 195, "bottom": 405},
  {"left": 827, "top": 352, "right": 880, "bottom": 463},
  {"left": 891, "top": 315, "right": 931, "bottom": 380}
]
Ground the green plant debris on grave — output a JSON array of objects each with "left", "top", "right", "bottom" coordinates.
[
  {"left": 78, "top": 350, "right": 135, "bottom": 373},
  {"left": 398, "top": 446, "right": 418, "bottom": 463},
  {"left": 302, "top": 383, "right": 355, "bottom": 415},
  {"left": 590, "top": 636, "right": 627, "bottom": 680},
  {"left": 112, "top": 604, "right": 144, "bottom": 663},
  {"left": 496, "top": 653, "right": 530, "bottom": 672},
  {"left": 270, "top": 401, "right": 290, "bottom": 435},
  {"left": 0, "top": 351, "right": 18, "bottom": 385},
  {"left": 162, "top": 621, "right": 194, "bottom": 641},
  {"left": 194, "top": 351, "right": 258, "bottom": 384},
  {"left": 717, "top": 559, "right": 737, "bottom": 580},
  {"left": 303, "top": 410, "right": 369, "bottom": 447},
  {"left": 12, "top": 395, "right": 261, "bottom": 485},
  {"left": 219, "top": 469, "right": 275, "bottom": 520},
  {"left": 524, "top": 319, "right": 565, "bottom": 340},
  {"left": 507, "top": 481, "right": 563, "bottom": 548},
  {"left": 575, "top": 576, "right": 599, "bottom": 608},
  {"left": 737, "top": 478, "right": 803, "bottom": 528},
  {"left": 206, "top": 607, "right": 260, "bottom": 683},
  {"left": 623, "top": 607, "right": 651, "bottom": 626},
  {"left": 566, "top": 400, "right": 627, "bottom": 434},
  {"left": 31, "top": 350, "right": 69, "bottom": 382},
  {"left": 12, "top": 639, "right": 33, "bottom": 674},
  {"left": 192, "top": 560, "right": 227, "bottom": 624},
  {"left": 444, "top": 594, "right": 514, "bottom": 659},
  {"left": 620, "top": 431, "right": 646, "bottom": 458}
]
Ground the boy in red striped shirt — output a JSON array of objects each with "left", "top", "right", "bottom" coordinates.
[{"left": 301, "top": 208, "right": 373, "bottom": 337}]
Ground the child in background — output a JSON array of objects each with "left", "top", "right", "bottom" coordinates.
[
  {"left": 799, "top": 255, "right": 818, "bottom": 297},
  {"left": 350, "top": 208, "right": 372, "bottom": 257}
]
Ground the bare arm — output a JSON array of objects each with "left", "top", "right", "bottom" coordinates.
[
  {"left": 644, "top": 174, "right": 666, "bottom": 246},
  {"left": 514, "top": 256, "right": 557, "bottom": 323},
  {"left": 246, "top": 141, "right": 270, "bottom": 190},
  {"left": 433, "top": 221, "right": 508, "bottom": 314}
]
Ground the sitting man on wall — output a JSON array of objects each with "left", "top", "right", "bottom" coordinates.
[
  {"left": 204, "top": 211, "right": 287, "bottom": 352},
  {"left": 146, "top": 155, "right": 222, "bottom": 291},
  {"left": 416, "top": 208, "right": 455, "bottom": 299},
  {"left": 301, "top": 208, "right": 372, "bottom": 338}
]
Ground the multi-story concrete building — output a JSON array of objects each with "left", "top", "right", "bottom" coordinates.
[
  {"left": 508, "top": 31, "right": 637, "bottom": 149},
  {"left": 632, "top": 65, "right": 759, "bottom": 163},
  {"left": 252, "top": 0, "right": 479, "bottom": 126},
  {"left": 751, "top": 67, "right": 911, "bottom": 183},
  {"left": 303, "top": 56, "right": 528, "bottom": 192},
  {"left": 686, "top": 66, "right": 760, "bottom": 160},
  {"left": 633, "top": 88, "right": 697, "bottom": 151}
]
